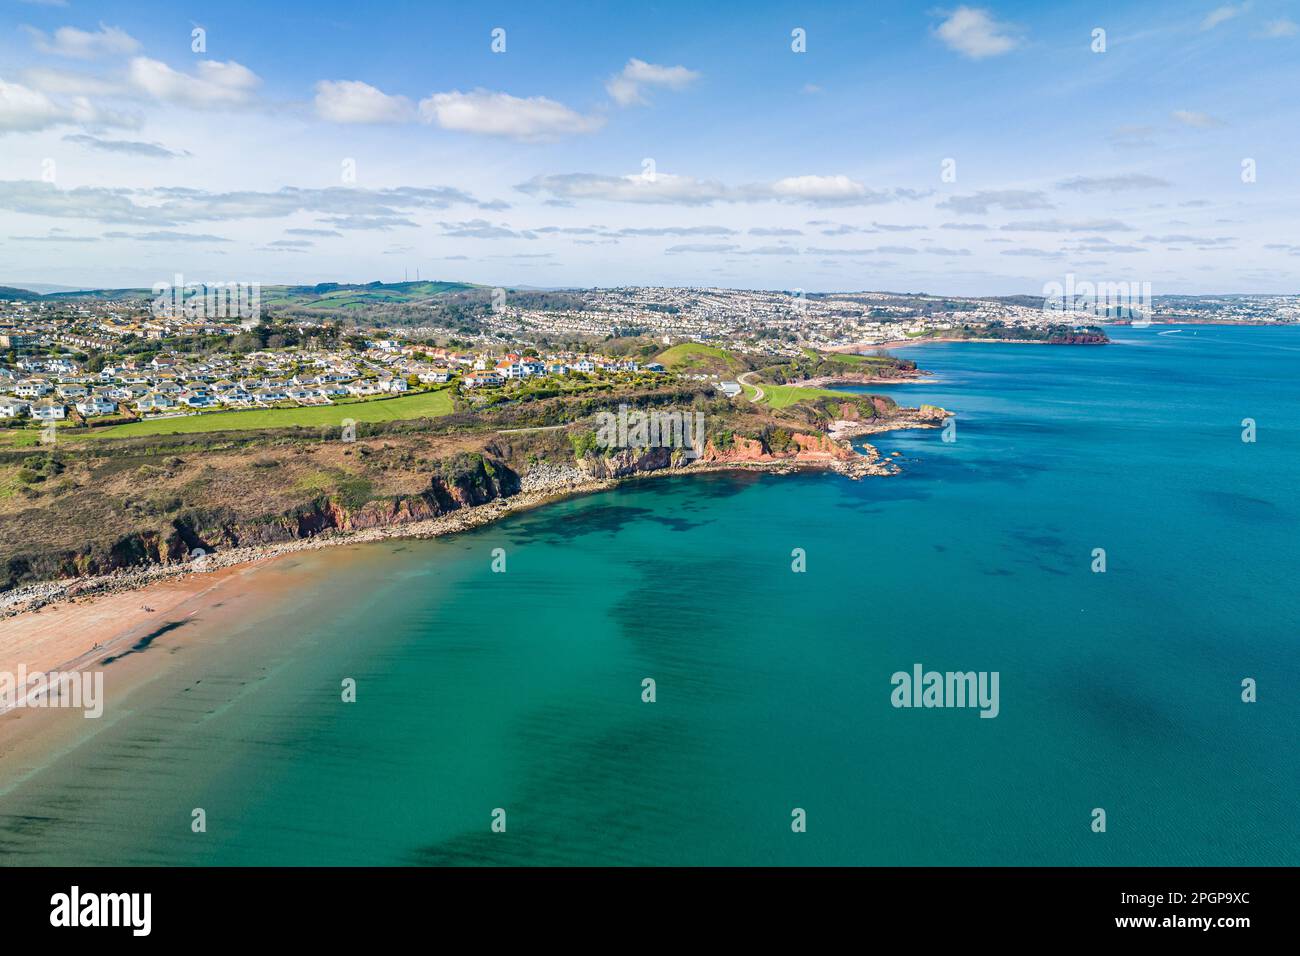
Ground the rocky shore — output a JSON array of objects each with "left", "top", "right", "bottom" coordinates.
[
  {"left": 826, "top": 407, "right": 949, "bottom": 442},
  {"left": 0, "top": 446, "right": 906, "bottom": 620}
]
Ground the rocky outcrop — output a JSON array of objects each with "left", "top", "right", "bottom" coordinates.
[
  {"left": 577, "top": 445, "right": 680, "bottom": 479},
  {"left": 791, "top": 432, "right": 856, "bottom": 462},
  {"left": 2, "top": 455, "right": 523, "bottom": 588},
  {"left": 698, "top": 435, "right": 774, "bottom": 464}
]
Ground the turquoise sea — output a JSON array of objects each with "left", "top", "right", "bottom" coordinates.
[{"left": 1, "top": 324, "right": 1296, "bottom": 865}]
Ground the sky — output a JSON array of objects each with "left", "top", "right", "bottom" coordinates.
[{"left": 1, "top": 0, "right": 1298, "bottom": 294}]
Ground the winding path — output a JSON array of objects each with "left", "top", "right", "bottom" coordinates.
[{"left": 737, "top": 371, "right": 765, "bottom": 404}]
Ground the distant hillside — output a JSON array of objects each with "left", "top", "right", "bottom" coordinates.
[
  {"left": 259, "top": 280, "right": 482, "bottom": 311},
  {"left": 2, "top": 280, "right": 481, "bottom": 308},
  {"left": 41, "top": 287, "right": 151, "bottom": 301}
]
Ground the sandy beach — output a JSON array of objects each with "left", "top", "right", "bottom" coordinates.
[{"left": 0, "top": 563, "right": 256, "bottom": 683}]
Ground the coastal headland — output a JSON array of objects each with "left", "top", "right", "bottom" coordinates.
[{"left": 1, "top": 345, "right": 948, "bottom": 635}]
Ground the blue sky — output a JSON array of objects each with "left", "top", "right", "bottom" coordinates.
[{"left": 1, "top": 0, "right": 1297, "bottom": 293}]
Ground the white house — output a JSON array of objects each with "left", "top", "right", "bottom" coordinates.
[
  {"left": 56, "top": 383, "right": 89, "bottom": 400},
  {"left": 30, "top": 402, "right": 66, "bottom": 421},
  {"left": 14, "top": 379, "right": 51, "bottom": 398},
  {"left": 136, "top": 392, "right": 177, "bottom": 412},
  {"left": 217, "top": 386, "right": 253, "bottom": 406},
  {"left": 179, "top": 390, "right": 215, "bottom": 408},
  {"left": 76, "top": 396, "right": 117, "bottom": 416},
  {"left": 0, "top": 397, "right": 29, "bottom": 418}
]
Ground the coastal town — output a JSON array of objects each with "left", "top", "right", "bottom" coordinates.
[
  {"left": 7, "top": 282, "right": 1292, "bottom": 432},
  {"left": 0, "top": 332, "right": 669, "bottom": 429}
]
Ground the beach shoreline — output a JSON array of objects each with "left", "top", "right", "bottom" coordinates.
[{"left": 0, "top": 440, "right": 926, "bottom": 668}]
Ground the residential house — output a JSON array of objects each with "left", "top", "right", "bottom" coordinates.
[
  {"left": 30, "top": 401, "right": 67, "bottom": 421},
  {"left": 136, "top": 393, "right": 177, "bottom": 412},
  {"left": 76, "top": 396, "right": 117, "bottom": 417},
  {"left": 0, "top": 397, "right": 29, "bottom": 418}
]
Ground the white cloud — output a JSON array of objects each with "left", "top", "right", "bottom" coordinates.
[
  {"left": 1200, "top": 4, "right": 1248, "bottom": 30},
  {"left": 61, "top": 133, "right": 189, "bottom": 158},
  {"left": 26, "top": 23, "right": 140, "bottom": 59},
  {"left": 1056, "top": 174, "right": 1171, "bottom": 192},
  {"left": 664, "top": 243, "right": 738, "bottom": 254},
  {"left": 754, "top": 175, "right": 892, "bottom": 204},
  {"left": 934, "top": 7, "right": 1020, "bottom": 59},
  {"left": 936, "top": 189, "right": 1054, "bottom": 214},
  {"left": 1172, "top": 109, "right": 1225, "bottom": 128},
  {"left": 516, "top": 171, "right": 924, "bottom": 207},
  {"left": 21, "top": 66, "right": 126, "bottom": 97},
  {"left": 63, "top": 133, "right": 189, "bottom": 158},
  {"left": 0, "top": 79, "right": 135, "bottom": 133},
  {"left": 1001, "top": 219, "right": 1133, "bottom": 232},
  {"left": 418, "top": 89, "right": 603, "bottom": 141},
  {"left": 127, "top": 57, "right": 261, "bottom": 109},
  {"left": 1262, "top": 18, "right": 1297, "bottom": 37},
  {"left": 0, "top": 181, "right": 483, "bottom": 226},
  {"left": 518, "top": 172, "right": 728, "bottom": 205},
  {"left": 314, "top": 80, "right": 414, "bottom": 123},
  {"left": 605, "top": 59, "right": 700, "bottom": 107}
]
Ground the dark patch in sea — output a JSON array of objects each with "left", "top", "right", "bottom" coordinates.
[
  {"left": 1197, "top": 489, "right": 1281, "bottom": 523},
  {"left": 511, "top": 500, "right": 712, "bottom": 543},
  {"left": 1058, "top": 673, "right": 1187, "bottom": 743}
]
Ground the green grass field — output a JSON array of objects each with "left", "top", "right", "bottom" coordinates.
[
  {"left": 62, "top": 388, "right": 455, "bottom": 439},
  {"left": 258, "top": 281, "right": 476, "bottom": 310},
  {"left": 819, "top": 351, "right": 898, "bottom": 365},
  {"left": 655, "top": 342, "right": 747, "bottom": 375},
  {"left": 760, "top": 383, "right": 854, "bottom": 409}
]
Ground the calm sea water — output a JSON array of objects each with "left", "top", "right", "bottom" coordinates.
[{"left": 1, "top": 325, "right": 1296, "bottom": 865}]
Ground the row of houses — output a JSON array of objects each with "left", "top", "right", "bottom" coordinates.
[
  {"left": 1, "top": 369, "right": 413, "bottom": 421},
  {"left": 461, "top": 355, "right": 664, "bottom": 389}
]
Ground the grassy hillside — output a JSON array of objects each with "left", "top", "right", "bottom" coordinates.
[
  {"left": 654, "top": 342, "right": 749, "bottom": 377},
  {"left": 258, "top": 280, "right": 480, "bottom": 310},
  {"left": 761, "top": 383, "right": 854, "bottom": 409}
]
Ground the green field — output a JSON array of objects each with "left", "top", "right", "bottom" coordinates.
[
  {"left": 655, "top": 342, "right": 747, "bottom": 375},
  {"left": 818, "top": 351, "right": 899, "bottom": 365},
  {"left": 258, "top": 281, "right": 477, "bottom": 310},
  {"left": 63, "top": 388, "right": 455, "bottom": 439},
  {"left": 760, "top": 383, "right": 854, "bottom": 409}
]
